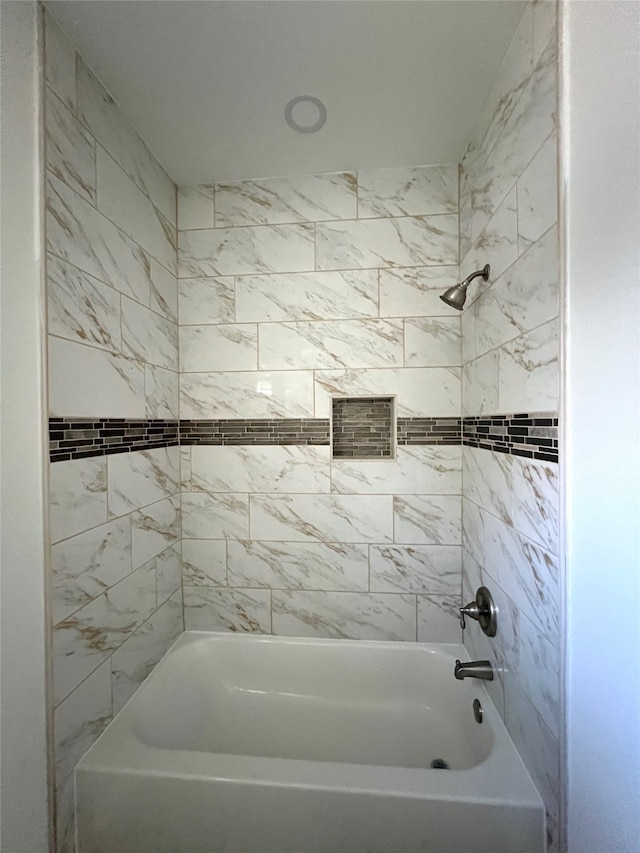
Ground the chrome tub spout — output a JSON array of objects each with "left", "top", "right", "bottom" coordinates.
[{"left": 454, "top": 659, "right": 494, "bottom": 681}]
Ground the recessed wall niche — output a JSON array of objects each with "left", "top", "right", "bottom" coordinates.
[{"left": 331, "top": 397, "right": 395, "bottom": 460}]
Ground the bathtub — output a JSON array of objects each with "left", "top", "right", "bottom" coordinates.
[{"left": 76, "top": 632, "right": 544, "bottom": 853}]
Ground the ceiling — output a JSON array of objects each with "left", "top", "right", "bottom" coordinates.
[{"left": 47, "top": 0, "right": 526, "bottom": 185}]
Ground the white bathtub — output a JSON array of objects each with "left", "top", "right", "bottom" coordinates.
[{"left": 76, "top": 632, "right": 545, "bottom": 852}]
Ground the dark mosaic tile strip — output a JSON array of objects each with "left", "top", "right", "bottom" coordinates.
[
  {"left": 397, "top": 417, "right": 462, "bottom": 446},
  {"left": 462, "top": 412, "right": 558, "bottom": 463},
  {"left": 180, "top": 418, "right": 331, "bottom": 446},
  {"left": 49, "top": 418, "right": 178, "bottom": 462},
  {"left": 332, "top": 397, "right": 392, "bottom": 459}
]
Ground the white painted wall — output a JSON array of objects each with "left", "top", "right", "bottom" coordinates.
[
  {"left": 562, "top": 2, "right": 640, "bottom": 851},
  {"left": 0, "top": 2, "right": 51, "bottom": 851}
]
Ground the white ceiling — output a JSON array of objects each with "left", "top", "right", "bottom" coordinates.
[{"left": 47, "top": 0, "right": 526, "bottom": 185}]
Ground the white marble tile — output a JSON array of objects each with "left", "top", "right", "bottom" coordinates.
[
  {"left": 259, "top": 320, "right": 404, "bottom": 370},
  {"left": 331, "top": 445, "right": 461, "bottom": 495},
  {"left": 52, "top": 517, "right": 131, "bottom": 624},
  {"left": 236, "top": 270, "right": 378, "bottom": 323},
  {"left": 272, "top": 590, "right": 416, "bottom": 641},
  {"left": 370, "top": 545, "right": 461, "bottom": 594},
  {"left": 44, "top": 10, "right": 76, "bottom": 110},
  {"left": 499, "top": 318, "right": 559, "bottom": 413},
  {"left": 404, "top": 317, "right": 460, "bottom": 367},
  {"left": 48, "top": 254, "right": 121, "bottom": 352},
  {"left": 46, "top": 87, "right": 95, "bottom": 203},
  {"left": 131, "top": 495, "right": 180, "bottom": 569},
  {"left": 316, "top": 215, "right": 458, "bottom": 270},
  {"left": 462, "top": 350, "right": 499, "bottom": 416},
  {"left": 111, "top": 591, "right": 183, "bottom": 713},
  {"left": 181, "top": 492, "right": 249, "bottom": 540},
  {"left": 517, "top": 136, "right": 558, "bottom": 252},
  {"left": 178, "top": 276, "right": 235, "bottom": 326},
  {"left": 149, "top": 259, "right": 178, "bottom": 324},
  {"left": 50, "top": 457, "right": 107, "bottom": 544},
  {"left": 461, "top": 303, "right": 477, "bottom": 365},
  {"left": 190, "top": 445, "right": 330, "bottom": 495},
  {"left": 227, "top": 540, "right": 369, "bottom": 591},
  {"left": 53, "top": 561, "right": 157, "bottom": 704},
  {"left": 357, "top": 165, "right": 458, "bottom": 218},
  {"left": 156, "top": 543, "right": 181, "bottom": 604},
  {"left": 461, "top": 498, "right": 486, "bottom": 566},
  {"left": 180, "top": 323, "right": 257, "bottom": 372},
  {"left": 183, "top": 586, "right": 271, "bottom": 633},
  {"left": 393, "top": 495, "right": 462, "bottom": 545},
  {"left": 145, "top": 365, "right": 178, "bottom": 419},
  {"left": 182, "top": 539, "right": 227, "bottom": 586},
  {"left": 379, "top": 266, "right": 459, "bottom": 318},
  {"left": 47, "top": 173, "right": 151, "bottom": 306},
  {"left": 108, "top": 447, "right": 179, "bottom": 518},
  {"left": 532, "top": 0, "right": 557, "bottom": 66},
  {"left": 179, "top": 447, "right": 192, "bottom": 490},
  {"left": 511, "top": 609, "right": 561, "bottom": 736},
  {"left": 214, "top": 172, "right": 357, "bottom": 226},
  {"left": 180, "top": 370, "right": 314, "bottom": 419},
  {"left": 55, "top": 752, "right": 77, "bottom": 853},
  {"left": 462, "top": 446, "right": 514, "bottom": 525},
  {"left": 512, "top": 457, "right": 559, "bottom": 554},
  {"left": 459, "top": 192, "right": 472, "bottom": 262},
  {"left": 315, "top": 367, "right": 461, "bottom": 418},
  {"left": 49, "top": 336, "right": 145, "bottom": 418},
  {"left": 460, "top": 187, "right": 518, "bottom": 291},
  {"left": 250, "top": 494, "right": 393, "bottom": 544},
  {"left": 417, "top": 596, "right": 461, "bottom": 643},
  {"left": 54, "top": 660, "right": 112, "bottom": 787},
  {"left": 96, "top": 148, "right": 176, "bottom": 274},
  {"left": 121, "top": 296, "right": 178, "bottom": 370},
  {"left": 178, "top": 223, "right": 315, "bottom": 278},
  {"left": 178, "top": 185, "right": 214, "bottom": 230},
  {"left": 77, "top": 59, "right": 176, "bottom": 224}
]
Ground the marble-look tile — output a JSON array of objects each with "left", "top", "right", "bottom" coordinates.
[
  {"left": 77, "top": 59, "right": 175, "bottom": 224},
  {"left": 404, "top": 317, "right": 460, "bottom": 367},
  {"left": 259, "top": 320, "right": 403, "bottom": 370},
  {"left": 331, "top": 445, "right": 462, "bottom": 496},
  {"left": 47, "top": 254, "right": 121, "bottom": 352},
  {"left": 461, "top": 350, "right": 499, "bottom": 416},
  {"left": 316, "top": 215, "right": 458, "bottom": 270},
  {"left": 121, "top": 296, "right": 178, "bottom": 371},
  {"left": 235, "top": 270, "right": 378, "bottom": 323},
  {"left": 50, "top": 457, "right": 107, "bottom": 544},
  {"left": 182, "top": 539, "right": 227, "bottom": 586},
  {"left": 178, "top": 223, "right": 315, "bottom": 278},
  {"left": 46, "top": 88, "right": 95, "bottom": 203},
  {"left": 370, "top": 545, "right": 461, "bottom": 594},
  {"left": 190, "top": 445, "right": 330, "bottom": 495},
  {"left": 131, "top": 495, "right": 180, "bottom": 569},
  {"left": 44, "top": 10, "right": 76, "bottom": 110},
  {"left": 180, "top": 370, "right": 314, "bottom": 419},
  {"left": 52, "top": 517, "right": 131, "bottom": 624},
  {"left": 512, "top": 457, "right": 559, "bottom": 553},
  {"left": 183, "top": 586, "right": 271, "bottom": 633},
  {"left": 178, "top": 277, "right": 235, "bottom": 326},
  {"left": 179, "top": 447, "right": 192, "bottom": 490},
  {"left": 250, "top": 494, "right": 393, "bottom": 544},
  {"left": 181, "top": 492, "right": 249, "bottom": 540},
  {"left": 53, "top": 561, "right": 157, "bottom": 704},
  {"left": 111, "top": 591, "right": 183, "bottom": 713},
  {"left": 532, "top": 0, "right": 557, "bottom": 66},
  {"left": 272, "top": 590, "right": 416, "bottom": 641},
  {"left": 47, "top": 173, "right": 151, "bottom": 306},
  {"left": 55, "top": 755, "right": 77, "bottom": 853},
  {"left": 511, "top": 609, "right": 561, "bottom": 736},
  {"left": 417, "top": 596, "right": 461, "bottom": 643},
  {"left": 517, "top": 136, "right": 558, "bottom": 252},
  {"left": 149, "top": 259, "right": 178, "bottom": 324},
  {"left": 156, "top": 543, "right": 181, "bottom": 604},
  {"left": 107, "top": 447, "right": 179, "bottom": 518},
  {"left": 461, "top": 498, "right": 486, "bottom": 566},
  {"left": 180, "top": 323, "right": 257, "bottom": 372},
  {"left": 498, "top": 318, "right": 559, "bottom": 413},
  {"left": 145, "top": 365, "right": 178, "bottom": 419},
  {"left": 96, "top": 148, "right": 176, "bottom": 274},
  {"left": 178, "top": 185, "right": 214, "bottom": 230},
  {"left": 357, "top": 165, "right": 458, "bottom": 218},
  {"left": 461, "top": 303, "right": 477, "bottom": 365},
  {"left": 460, "top": 187, "right": 518, "bottom": 291},
  {"left": 393, "top": 495, "right": 462, "bottom": 545},
  {"left": 227, "top": 540, "right": 369, "bottom": 592},
  {"left": 54, "top": 660, "right": 112, "bottom": 788},
  {"left": 462, "top": 446, "right": 514, "bottom": 525},
  {"left": 379, "top": 266, "right": 459, "bottom": 318},
  {"left": 214, "top": 172, "right": 357, "bottom": 226},
  {"left": 315, "top": 367, "right": 461, "bottom": 418}
]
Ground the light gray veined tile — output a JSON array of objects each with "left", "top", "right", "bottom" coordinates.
[
  {"left": 404, "top": 317, "right": 461, "bottom": 367},
  {"left": 180, "top": 370, "right": 314, "bottom": 419},
  {"left": 379, "top": 266, "right": 459, "bottom": 318},
  {"left": 44, "top": 9, "right": 76, "bottom": 110},
  {"left": 131, "top": 495, "right": 180, "bottom": 569},
  {"left": 357, "top": 165, "right": 458, "bottom": 218},
  {"left": 182, "top": 539, "right": 227, "bottom": 586},
  {"left": 55, "top": 767, "right": 75, "bottom": 853},
  {"left": 462, "top": 350, "right": 499, "bottom": 416},
  {"left": 149, "top": 259, "right": 178, "bottom": 324},
  {"left": 331, "top": 446, "right": 461, "bottom": 496},
  {"left": 498, "top": 318, "right": 559, "bottom": 413},
  {"left": 512, "top": 456, "right": 559, "bottom": 554},
  {"left": 517, "top": 135, "right": 558, "bottom": 252},
  {"left": 107, "top": 446, "right": 180, "bottom": 518},
  {"left": 156, "top": 543, "right": 181, "bottom": 604},
  {"left": 121, "top": 296, "right": 178, "bottom": 371},
  {"left": 49, "top": 456, "right": 107, "bottom": 544},
  {"left": 183, "top": 586, "right": 271, "bottom": 633},
  {"left": 460, "top": 186, "right": 518, "bottom": 292},
  {"left": 462, "top": 446, "right": 514, "bottom": 526},
  {"left": 180, "top": 323, "right": 257, "bottom": 372},
  {"left": 370, "top": 545, "right": 461, "bottom": 595},
  {"left": 178, "top": 185, "right": 214, "bottom": 230},
  {"left": 181, "top": 492, "right": 249, "bottom": 540},
  {"left": 393, "top": 495, "right": 462, "bottom": 545},
  {"left": 417, "top": 596, "right": 461, "bottom": 643},
  {"left": 178, "top": 277, "right": 235, "bottom": 326},
  {"left": 145, "top": 365, "right": 178, "bottom": 419},
  {"left": 46, "top": 87, "right": 95, "bottom": 203}
]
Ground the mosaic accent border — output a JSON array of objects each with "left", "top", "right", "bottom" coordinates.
[
  {"left": 180, "top": 418, "right": 330, "bottom": 446},
  {"left": 396, "top": 417, "right": 461, "bottom": 446},
  {"left": 49, "top": 418, "right": 178, "bottom": 462},
  {"left": 332, "top": 398, "right": 393, "bottom": 459},
  {"left": 462, "top": 412, "right": 558, "bottom": 463}
]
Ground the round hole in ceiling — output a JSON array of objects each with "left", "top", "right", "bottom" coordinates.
[{"left": 284, "top": 95, "right": 327, "bottom": 134}]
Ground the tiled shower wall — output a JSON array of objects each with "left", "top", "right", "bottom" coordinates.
[
  {"left": 177, "top": 167, "right": 464, "bottom": 641},
  {"left": 43, "top": 11, "right": 182, "bottom": 851},
  {"left": 458, "top": 2, "right": 562, "bottom": 850}
]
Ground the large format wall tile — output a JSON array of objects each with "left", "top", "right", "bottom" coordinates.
[
  {"left": 46, "top": 87, "right": 96, "bottom": 203},
  {"left": 498, "top": 318, "right": 559, "bottom": 413},
  {"left": 180, "top": 323, "right": 257, "bottom": 372},
  {"left": 379, "top": 266, "right": 459, "bottom": 318},
  {"left": 369, "top": 545, "right": 461, "bottom": 594},
  {"left": 357, "top": 165, "right": 458, "bottom": 218},
  {"left": 181, "top": 492, "right": 249, "bottom": 540},
  {"left": 404, "top": 317, "right": 461, "bottom": 367},
  {"left": 44, "top": 10, "right": 76, "bottom": 110},
  {"left": 393, "top": 495, "right": 462, "bottom": 545},
  {"left": 182, "top": 540, "right": 227, "bottom": 586},
  {"left": 107, "top": 447, "right": 180, "bottom": 518},
  {"left": 131, "top": 495, "right": 181, "bottom": 569},
  {"left": 178, "top": 276, "right": 235, "bottom": 325},
  {"left": 121, "top": 296, "right": 178, "bottom": 370},
  {"left": 180, "top": 370, "right": 315, "bottom": 419},
  {"left": 183, "top": 586, "right": 271, "bottom": 633},
  {"left": 417, "top": 596, "right": 461, "bottom": 643},
  {"left": 177, "top": 185, "right": 214, "bottom": 230},
  {"left": 331, "top": 446, "right": 462, "bottom": 495},
  {"left": 50, "top": 456, "right": 107, "bottom": 544}
]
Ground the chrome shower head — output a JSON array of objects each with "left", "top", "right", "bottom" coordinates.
[{"left": 440, "top": 264, "right": 490, "bottom": 310}]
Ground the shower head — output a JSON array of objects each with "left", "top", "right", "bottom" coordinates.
[{"left": 440, "top": 264, "right": 490, "bottom": 310}]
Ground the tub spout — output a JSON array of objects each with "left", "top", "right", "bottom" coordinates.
[{"left": 454, "top": 659, "right": 494, "bottom": 681}]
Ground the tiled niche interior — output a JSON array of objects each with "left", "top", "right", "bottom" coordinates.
[{"left": 331, "top": 397, "right": 395, "bottom": 459}]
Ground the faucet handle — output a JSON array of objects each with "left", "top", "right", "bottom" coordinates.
[
  {"left": 458, "top": 586, "right": 498, "bottom": 637},
  {"left": 459, "top": 601, "right": 480, "bottom": 629}
]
